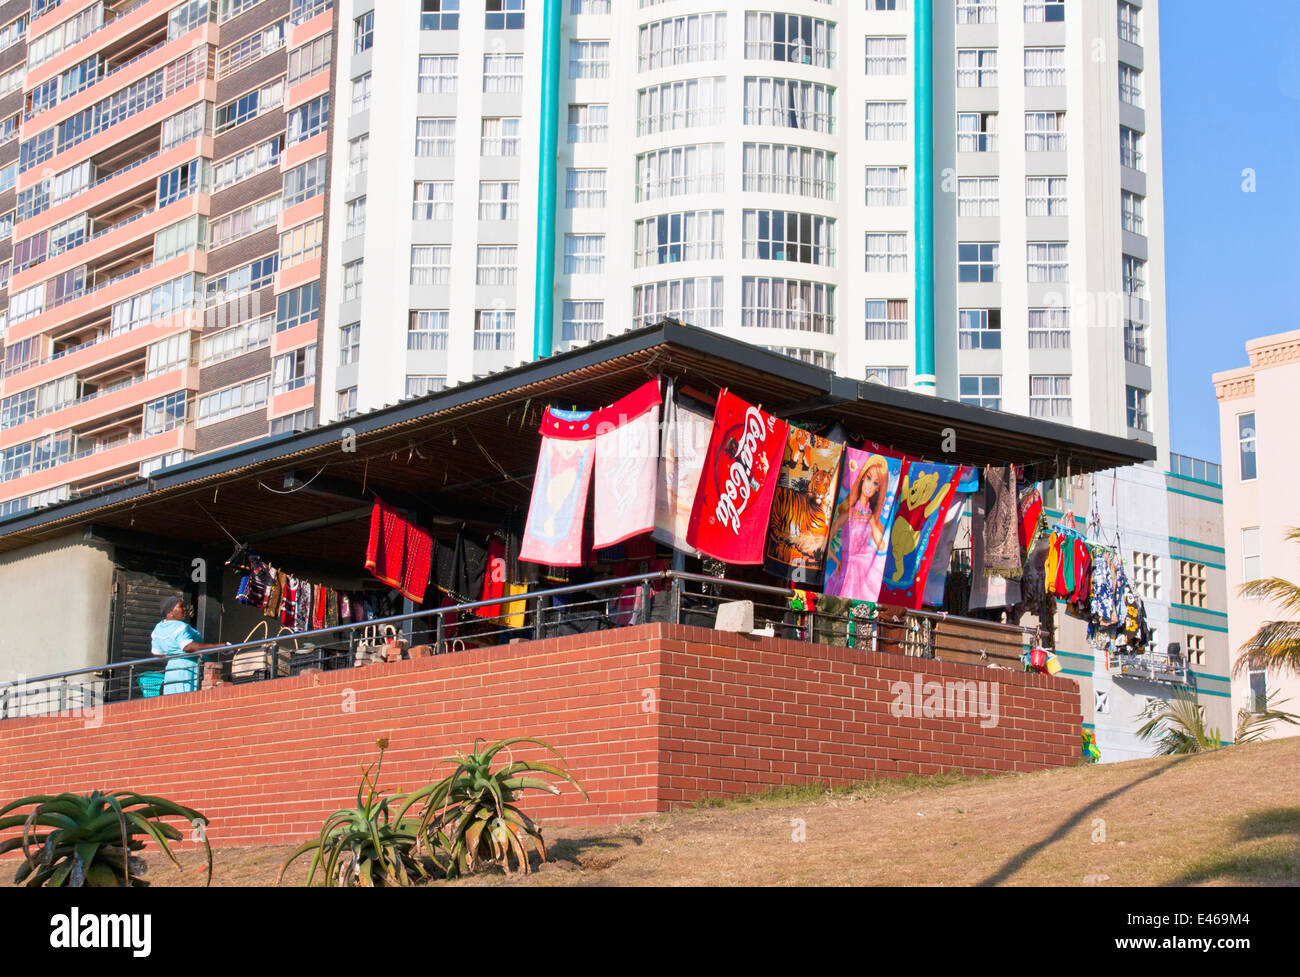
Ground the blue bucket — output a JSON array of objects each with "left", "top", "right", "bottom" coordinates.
[{"left": 138, "top": 672, "right": 166, "bottom": 698}]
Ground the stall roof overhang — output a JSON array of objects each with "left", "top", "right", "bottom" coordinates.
[{"left": 0, "top": 320, "right": 1154, "bottom": 559}]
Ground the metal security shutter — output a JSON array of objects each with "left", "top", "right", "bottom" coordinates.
[{"left": 107, "top": 551, "right": 191, "bottom": 701}]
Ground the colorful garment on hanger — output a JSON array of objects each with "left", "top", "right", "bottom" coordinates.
[
  {"left": 982, "top": 465, "right": 1021, "bottom": 579},
  {"left": 824, "top": 447, "right": 906, "bottom": 603},
  {"left": 364, "top": 498, "right": 433, "bottom": 602},
  {"left": 969, "top": 492, "right": 1023, "bottom": 610},
  {"left": 520, "top": 407, "right": 598, "bottom": 567},
  {"left": 879, "top": 461, "right": 963, "bottom": 610},
  {"left": 475, "top": 538, "right": 508, "bottom": 619},
  {"left": 280, "top": 577, "right": 297, "bottom": 629},
  {"left": 686, "top": 390, "right": 789, "bottom": 565},
  {"left": 294, "top": 579, "right": 311, "bottom": 632},
  {"left": 1018, "top": 484, "right": 1044, "bottom": 556},
  {"left": 652, "top": 385, "right": 714, "bottom": 556},
  {"left": 762, "top": 426, "right": 843, "bottom": 586},
  {"left": 325, "top": 588, "right": 339, "bottom": 628},
  {"left": 435, "top": 532, "right": 490, "bottom": 606},
  {"left": 312, "top": 584, "right": 326, "bottom": 630},
  {"left": 591, "top": 379, "right": 661, "bottom": 549},
  {"left": 1091, "top": 549, "right": 1119, "bottom": 625}
]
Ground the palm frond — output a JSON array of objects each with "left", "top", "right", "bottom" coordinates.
[
  {"left": 1232, "top": 621, "right": 1300, "bottom": 677},
  {"left": 1234, "top": 690, "right": 1300, "bottom": 744}
]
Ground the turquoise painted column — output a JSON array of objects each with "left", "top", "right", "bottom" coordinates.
[
  {"left": 532, "top": 0, "right": 563, "bottom": 360},
  {"left": 913, "top": 0, "right": 936, "bottom": 392}
]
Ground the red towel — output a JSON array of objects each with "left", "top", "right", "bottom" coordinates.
[
  {"left": 476, "top": 538, "right": 507, "bottom": 618},
  {"left": 365, "top": 499, "right": 433, "bottom": 603}
]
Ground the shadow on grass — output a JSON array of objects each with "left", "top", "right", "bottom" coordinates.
[
  {"left": 976, "top": 756, "right": 1192, "bottom": 887},
  {"left": 1167, "top": 807, "right": 1300, "bottom": 886}
]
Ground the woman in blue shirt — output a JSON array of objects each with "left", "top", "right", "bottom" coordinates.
[{"left": 151, "top": 596, "right": 227, "bottom": 695}]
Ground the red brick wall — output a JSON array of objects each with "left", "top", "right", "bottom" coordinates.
[{"left": 0, "top": 626, "right": 1079, "bottom": 849}]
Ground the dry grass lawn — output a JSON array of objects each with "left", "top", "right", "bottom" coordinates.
[{"left": 131, "top": 736, "right": 1300, "bottom": 887}]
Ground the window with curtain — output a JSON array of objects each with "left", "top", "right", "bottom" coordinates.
[
  {"left": 956, "top": 111, "right": 997, "bottom": 152},
  {"left": 864, "top": 299, "right": 908, "bottom": 341},
  {"left": 634, "top": 210, "right": 725, "bottom": 267},
  {"left": 742, "top": 143, "right": 835, "bottom": 200},
  {"left": 1028, "top": 308, "right": 1070, "bottom": 349}
]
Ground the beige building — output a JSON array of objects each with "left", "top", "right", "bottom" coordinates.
[{"left": 1214, "top": 329, "right": 1300, "bottom": 737}]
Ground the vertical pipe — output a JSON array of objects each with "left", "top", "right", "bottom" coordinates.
[
  {"left": 913, "top": 0, "right": 936, "bottom": 392},
  {"left": 532, "top": 0, "right": 563, "bottom": 361}
]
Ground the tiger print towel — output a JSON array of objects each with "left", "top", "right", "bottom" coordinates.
[{"left": 762, "top": 426, "right": 844, "bottom": 587}]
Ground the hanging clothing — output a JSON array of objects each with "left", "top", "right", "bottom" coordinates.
[
  {"left": 476, "top": 538, "right": 508, "bottom": 619},
  {"left": 312, "top": 584, "right": 326, "bottom": 631},
  {"left": 969, "top": 493, "right": 1022, "bottom": 610},
  {"left": 982, "top": 465, "right": 1021, "bottom": 579},
  {"left": 436, "top": 532, "right": 490, "bottom": 606},
  {"left": 824, "top": 447, "right": 906, "bottom": 603},
  {"left": 294, "top": 579, "right": 311, "bottom": 632},
  {"left": 923, "top": 480, "right": 974, "bottom": 608},
  {"left": 686, "top": 390, "right": 789, "bottom": 565},
  {"left": 652, "top": 383, "right": 714, "bottom": 556},
  {"left": 325, "top": 588, "right": 339, "bottom": 628},
  {"left": 878, "top": 461, "right": 963, "bottom": 610},
  {"left": 1017, "top": 484, "right": 1044, "bottom": 557},
  {"left": 591, "top": 379, "right": 661, "bottom": 549},
  {"left": 762, "top": 426, "right": 844, "bottom": 587},
  {"left": 364, "top": 497, "right": 434, "bottom": 603},
  {"left": 520, "top": 408, "right": 598, "bottom": 567}
]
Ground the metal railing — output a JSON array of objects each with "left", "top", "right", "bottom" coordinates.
[{"left": 0, "top": 571, "right": 1038, "bottom": 721}]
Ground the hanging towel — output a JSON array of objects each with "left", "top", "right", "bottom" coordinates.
[
  {"left": 312, "top": 584, "right": 326, "bottom": 630},
  {"left": 982, "top": 465, "right": 1021, "bottom": 579},
  {"left": 520, "top": 408, "right": 598, "bottom": 566},
  {"left": 878, "top": 461, "right": 963, "bottom": 610},
  {"left": 686, "top": 390, "right": 789, "bottom": 565},
  {"left": 763, "top": 426, "right": 844, "bottom": 587},
  {"left": 1017, "top": 484, "right": 1044, "bottom": 555},
  {"left": 923, "top": 479, "right": 974, "bottom": 607},
  {"left": 652, "top": 382, "right": 714, "bottom": 556},
  {"left": 365, "top": 497, "right": 434, "bottom": 603},
  {"left": 591, "top": 379, "right": 662, "bottom": 549},
  {"left": 824, "top": 446, "right": 907, "bottom": 603},
  {"left": 476, "top": 537, "right": 508, "bottom": 619}
]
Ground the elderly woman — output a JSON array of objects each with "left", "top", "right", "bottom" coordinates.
[{"left": 151, "top": 596, "right": 226, "bottom": 695}]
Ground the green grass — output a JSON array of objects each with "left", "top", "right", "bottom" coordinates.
[{"left": 689, "top": 769, "right": 994, "bottom": 811}]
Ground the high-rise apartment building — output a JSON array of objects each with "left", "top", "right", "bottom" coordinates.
[{"left": 0, "top": 0, "right": 337, "bottom": 520}]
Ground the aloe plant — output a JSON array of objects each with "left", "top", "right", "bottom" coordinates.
[
  {"left": 0, "top": 790, "right": 211, "bottom": 887},
  {"left": 398, "top": 736, "right": 588, "bottom": 878},
  {"left": 279, "top": 740, "right": 427, "bottom": 887}
]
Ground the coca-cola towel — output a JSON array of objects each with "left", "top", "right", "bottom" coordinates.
[
  {"left": 519, "top": 408, "right": 598, "bottom": 567},
  {"left": 652, "top": 383, "right": 714, "bottom": 556},
  {"left": 762, "top": 426, "right": 843, "bottom": 586},
  {"left": 686, "top": 390, "right": 789, "bottom": 565},
  {"left": 878, "top": 461, "right": 963, "bottom": 610},
  {"left": 592, "top": 379, "right": 662, "bottom": 549}
]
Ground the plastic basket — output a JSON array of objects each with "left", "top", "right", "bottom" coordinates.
[{"left": 138, "top": 672, "right": 166, "bottom": 698}]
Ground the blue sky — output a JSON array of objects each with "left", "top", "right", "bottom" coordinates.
[{"left": 1161, "top": 0, "right": 1300, "bottom": 462}]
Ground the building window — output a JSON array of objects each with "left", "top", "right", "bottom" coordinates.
[
  {"left": 572, "top": 0, "right": 610, "bottom": 12},
  {"left": 483, "top": 53, "right": 524, "bottom": 93},
  {"left": 957, "top": 112, "right": 997, "bottom": 152},
  {"left": 1029, "top": 375, "right": 1071, "bottom": 419},
  {"left": 1249, "top": 670, "right": 1268, "bottom": 711},
  {"left": 1120, "top": 125, "right": 1144, "bottom": 170},
  {"left": 1026, "top": 176, "right": 1067, "bottom": 217},
  {"left": 742, "top": 143, "right": 836, "bottom": 199},
  {"left": 415, "top": 118, "right": 456, "bottom": 156},
  {"left": 413, "top": 181, "right": 454, "bottom": 220},
  {"left": 474, "top": 310, "right": 516, "bottom": 351},
  {"left": 408, "top": 311, "right": 449, "bottom": 350},
  {"left": 956, "top": 49, "right": 997, "bottom": 87},
  {"left": 353, "top": 11, "right": 373, "bottom": 54},
  {"left": 1024, "top": 47, "right": 1065, "bottom": 87},
  {"left": 342, "top": 260, "right": 363, "bottom": 302},
  {"left": 1237, "top": 413, "right": 1257, "bottom": 481},
  {"left": 1179, "top": 561, "right": 1208, "bottom": 609},
  {"left": 477, "top": 245, "right": 518, "bottom": 286},
  {"left": 1122, "top": 190, "right": 1145, "bottom": 235},
  {"left": 865, "top": 300, "right": 908, "bottom": 341},
  {"left": 742, "top": 78, "right": 835, "bottom": 133},
  {"left": 569, "top": 39, "right": 609, "bottom": 78},
  {"left": 1242, "top": 527, "right": 1262, "bottom": 585},
  {"left": 742, "top": 211, "right": 834, "bottom": 266},
  {"left": 410, "top": 246, "right": 452, "bottom": 286},
  {"left": 406, "top": 375, "right": 447, "bottom": 398},
  {"left": 351, "top": 73, "right": 371, "bottom": 114},
  {"left": 958, "top": 309, "right": 1001, "bottom": 350},
  {"left": 345, "top": 196, "right": 366, "bottom": 239},
  {"left": 563, "top": 234, "right": 605, "bottom": 275},
  {"left": 562, "top": 300, "right": 604, "bottom": 345},
  {"left": 740, "top": 277, "right": 834, "bottom": 333},
  {"left": 638, "top": 13, "right": 727, "bottom": 71},
  {"left": 636, "top": 144, "right": 725, "bottom": 201},
  {"left": 287, "top": 32, "right": 331, "bottom": 85},
  {"left": 865, "top": 166, "right": 907, "bottom": 207},
  {"left": 197, "top": 377, "right": 270, "bottom": 427},
  {"left": 567, "top": 103, "right": 609, "bottom": 143},
  {"left": 1131, "top": 551, "right": 1161, "bottom": 601},
  {"left": 279, "top": 218, "right": 323, "bottom": 266},
  {"left": 746, "top": 13, "right": 836, "bottom": 68},
  {"left": 142, "top": 393, "right": 187, "bottom": 435},
  {"left": 339, "top": 322, "right": 360, "bottom": 365},
  {"left": 283, "top": 157, "right": 327, "bottom": 206},
  {"left": 276, "top": 282, "right": 320, "bottom": 331},
  {"left": 218, "top": 21, "right": 287, "bottom": 79},
  {"left": 633, "top": 277, "right": 725, "bottom": 330},
  {"left": 1118, "top": 1, "right": 1142, "bottom": 45},
  {"left": 1028, "top": 308, "right": 1070, "bottom": 349},
  {"left": 1119, "top": 63, "right": 1143, "bottom": 107},
  {"left": 418, "top": 54, "right": 458, "bottom": 94},
  {"left": 865, "top": 101, "right": 907, "bottom": 141},
  {"left": 634, "top": 210, "right": 725, "bottom": 267},
  {"left": 637, "top": 77, "right": 726, "bottom": 134},
  {"left": 865, "top": 232, "right": 908, "bottom": 274},
  {"left": 269, "top": 409, "right": 314, "bottom": 435},
  {"left": 866, "top": 367, "right": 908, "bottom": 389},
  {"left": 957, "top": 177, "right": 998, "bottom": 217},
  {"left": 272, "top": 345, "right": 316, "bottom": 395},
  {"left": 480, "top": 117, "right": 521, "bottom": 156},
  {"left": 1184, "top": 633, "right": 1205, "bottom": 667},
  {"left": 485, "top": 0, "right": 525, "bottom": 31},
  {"left": 864, "top": 36, "right": 906, "bottom": 75},
  {"left": 337, "top": 387, "right": 358, "bottom": 419},
  {"left": 1026, "top": 111, "right": 1065, "bottom": 151},
  {"left": 1123, "top": 255, "right": 1147, "bottom": 298},
  {"left": 213, "top": 136, "right": 281, "bottom": 191},
  {"left": 346, "top": 134, "right": 368, "bottom": 187},
  {"left": 478, "top": 181, "right": 519, "bottom": 220},
  {"left": 959, "top": 375, "right": 1001, "bottom": 410},
  {"left": 958, "top": 242, "right": 999, "bottom": 282},
  {"left": 1124, "top": 320, "right": 1148, "bottom": 365},
  {"left": 1127, "top": 386, "right": 1150, "bottom": 432},
  {"left": 1024, "top": 0, "right": 1064, "bottom": 23},
  {"left": 215, "top": 79, "right": 286, "bottom": 134},
  {"left": 1027, "top": 242, "right": 1068, "bottom": 282},
  {"left": 566, "top": 168, "right": 606, "bottom": 208},
  {"left": 956, "top": 0, "right": 996, "bottom": 23},
  {"left": 421, "top": 0, "right": 459, "bottom": 31}
]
